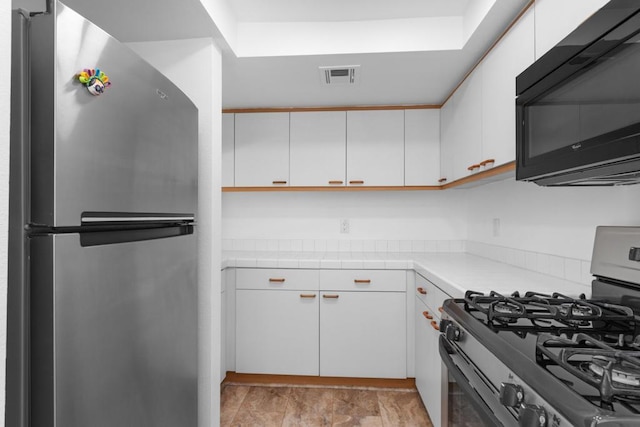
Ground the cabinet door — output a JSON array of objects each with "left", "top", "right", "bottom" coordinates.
[
  {"left": 236, "top": 290, "right": 319, "bottom": 375},
  {"left": 451, "top": 71, "right": 483, "bottom": 181},
  {"left": 481, "top": 9, "right": 534, "bottom": 167},
  {"left": 346, "top": 110, "right": 405, "bottom": 186},
  {"left": 320, "top": 291, "right": 406, "bottom": 378},
  {"left": 405, "top": 109, "right": 440, "bottom": 186},
  {"left": 234, "top": 112, "right": 290, "bottom": 187},
  {"left": 415, "top": 301, "right": 446, "bottom": 427},
  {"left": 221, "top": 113, "right": 235, "bottom": 187},
  {"left": 415, "top": 301, "right": 433, "bottom": 423},
  {"left": 290, "top": 111, "right": 346, "bottom": 186},
  {"left": 534, "top": 0, "right": 609, "bottom": 59},
  {"left": 439, "top": 95, "right": 456, "bottom": 185}
]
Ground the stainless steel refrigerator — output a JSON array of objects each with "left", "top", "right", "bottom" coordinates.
[{"left": 8, "top": 2, "right": 198, "bottom": 426}]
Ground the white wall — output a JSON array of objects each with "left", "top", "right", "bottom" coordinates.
[
  {"left": 1, "top": 2, "right": 11, "bottom": 425},
  {"left": 222, "top": 190, "right": 468, "bottom": 247},
  {"left": 466, "top": 178, "right": 640, "bottom": 261},
  {"left": 127, "top": 38, "right": 222, "bottom": 427}
]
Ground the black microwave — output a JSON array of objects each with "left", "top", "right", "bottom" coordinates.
[{"left": 516, "top": 0, "right": 640, "bottom": 186}]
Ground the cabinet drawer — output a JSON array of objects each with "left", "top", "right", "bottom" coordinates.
[
  {"left": 236, "top": 269, "right": 319, "bottom": 291},
  {"left": 320, "top": 269, "right": 406, "bottom": 292},
  {"left": 415, "top": 295, "right": 443, "bottom": 327},
  {"left": 415, "top": 273, "right": 450, "bottom": 315}
]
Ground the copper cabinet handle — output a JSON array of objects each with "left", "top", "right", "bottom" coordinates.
[
  {"left": 430, "top": 321, "right": 440, "bottom": 331},
  {"left": 323, "top": 294, "right": 339, "bottom": 299},
  {"left": 467, "top": 164, "right": 480, "bottom": 171},
  {"left": 269, "top": 278, "right": 285, "bottom": 283},
  {"left": 328, "top": 180, "right": 344, "bottom": 185},
  {"left": 272, "top": 180, "right": 287, "bottom": 184},
  {"left": 438, "top": 307, "right": 444, "bottom": 313},
  {"left": 438, "top": 178, "right": 447, "bottom": 183},
  {"left": 479, "top": 158, "right": 495, "bottom": 166},
  {"left": 349, "top": 180, "right": 364, "bottom": 184},
  {"left": 300, "top": 294, "right": 317, "bottom": 299},
  {"left": 422, "top": 311, "right": 433, "bottom": 320},
  {"left": 354, "top": 279, "right": 371, "bottom": 284},
  {"left": 417, "top": 287, "right": 427, "bottom": 295}
]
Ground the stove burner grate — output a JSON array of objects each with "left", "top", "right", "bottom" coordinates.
[
  {"left": 537, "top": 333, "right": 640, "bottom": 406},
  {"left": 464, "top": 290, "right": 636, "bottom": 332}
]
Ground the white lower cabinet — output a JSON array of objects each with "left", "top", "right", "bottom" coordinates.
[
  {"left": 234, "top": 268, "right": 407, "bottom": 379},
  {"left": 414, "top": 273, "right": 449, "bottom": 427},
  {"left": 320, "top": 290, "right": 406, "bottom": 378},
  {"left": 236, "top": 289, "right": 320, "bottom": 375}
]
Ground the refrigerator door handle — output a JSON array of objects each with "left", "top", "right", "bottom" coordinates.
[{"left": 81, "top": 212, "right": 195, "bottom": 224}]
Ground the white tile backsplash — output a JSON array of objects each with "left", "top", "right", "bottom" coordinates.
[
  {"left": 466, "top": 241, "right": 590, "bottom": 285},
  {"left": 225, "top": 239, "right": 466, "bottom": 254}
]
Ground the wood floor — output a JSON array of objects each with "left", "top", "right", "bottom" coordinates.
[{"left": 221, "top": 383, "right": 434, "bottom": 427}]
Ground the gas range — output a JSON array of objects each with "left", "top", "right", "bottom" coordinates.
[{"left": 440, "top": 226, "right": 640, "bottom": 426}]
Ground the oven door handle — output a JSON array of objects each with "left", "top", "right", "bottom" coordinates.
[{"left": 439, "top": 336, "right": 505, "bottom": 426}]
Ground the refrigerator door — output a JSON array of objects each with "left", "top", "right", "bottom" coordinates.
[
  {"left": 30, "top": 231, "right": 197, "bottom": 427},
  {"left": 29, "top": 2, "right": 198, "bottom": 227}
]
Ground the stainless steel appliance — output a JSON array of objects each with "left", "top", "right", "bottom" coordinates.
[
  {"left": 516, "top": 0, "right": 640, "bottom": 186},
  {"left": 439, "top": 226, "right": 640, "bottom": 426},
  {"left": 8, "top": 2, "right": 198, "bottom": 426}
]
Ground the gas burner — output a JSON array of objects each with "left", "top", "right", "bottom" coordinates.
[
  {"left": 558, "top": 303, "right": 594, "bottom": 326},
  {"left": 491, "top": 301, "right": 521, "bottom": 324},
  {"left": 586, "top": 356, "right": 640, "bottom": 387}
]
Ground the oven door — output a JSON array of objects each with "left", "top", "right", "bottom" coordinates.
[{"left": 439, "top": 336, "right": 513, "bottom": 426}]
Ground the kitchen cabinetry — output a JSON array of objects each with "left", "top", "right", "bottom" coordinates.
[
  {"left": 405, "top": 109, "right": 440, "bottom": 186},
  {"left": 319, "top": 269, "right": 406, "bottom": 378},
  {"left": 290, "top": 111, "right": 346, "bottom": 186},
  {"left": 234, "top": 112, "right": 290, "bottom": 187},
  {"left": 534, "top": 0, "right": 609, "bottom": 59},
  {"left": 222, "top": 113, "right": 235, "bottom": 187},
  {"left": 481, "top": 8, "right": 534, "bottom": 168},
  {"left": 439, "top": 94, "right": 456, "bottom": 185},
  {"left": 346, "top": 110, "right": 405, "bottom": 186},
  {"left": 439, "top": 3, "right": 535, "bottom": 184},
  {"left": 414, "top": 272, "right": 449, "bottom": 427},
  {"left": 445, "top": 70, "right": 483, "bottom": 182},
  {"left": 235, "top": 269, "right": 320, "bottom": 375},
  {"left": 234, "top": 268, "right": 407, "bottom": 379}
]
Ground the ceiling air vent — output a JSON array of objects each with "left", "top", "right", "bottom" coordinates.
[{"left": 319, "top": 65, "right": 360, "bottom": 85}]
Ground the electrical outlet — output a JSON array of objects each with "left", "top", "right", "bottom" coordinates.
[
  {"left": 492, "top": 218, "right": 500, "bottom": 237},
  {"left": 340, "top": 219, "right": 350, "bottom": 234}
]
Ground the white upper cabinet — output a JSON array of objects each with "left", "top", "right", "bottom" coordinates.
[
  {"left": 451, "top": 70, "right": 483, "bottom": 182},
  {"left": 405, "top": 109, "right": 440, "bottom": 186},
  {"left": 234, "top": 112, "right": 290, "bottom": 187},
  {"left": 481, "top": 8, "right": 535, "bottom": 167},
  {"left": 534, "top": 0, "right": 609, "bottom": 59},
  {"left": 221, "top": 113, "right": 235, "bottom": 187},
  {"left": 346, "top": 110, "right": 405, "bottom": 186},
  {"left": 290, "top": 111, "right": 346, "bottom": 186},
  {"left": 439, "top": 93, "right": 456, "bottom": 185}
]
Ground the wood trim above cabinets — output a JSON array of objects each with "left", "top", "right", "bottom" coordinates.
[{"left": 223, "top": 104, "right": 440, "bottom": 114}]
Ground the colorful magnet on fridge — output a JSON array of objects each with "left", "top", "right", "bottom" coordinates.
[{"left": 78, "top": 68, "right": 111, "bottom": 96}]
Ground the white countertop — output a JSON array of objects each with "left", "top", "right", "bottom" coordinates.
[{"left": 222, "top": 251, "right": 591, "bottom": 299}]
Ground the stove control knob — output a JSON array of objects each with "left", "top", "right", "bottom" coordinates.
[
  {"left": 499, "top": 383, "right": 523, "bottom": 407},
  {"left": 519, "top": 404, "right": 547, "bottom": 427},
  {"left": 444, "top": 323, "right": 462, "bottom": 341},
  {"left": 439, "top": 319, "right": 452, "bottom": 333}
]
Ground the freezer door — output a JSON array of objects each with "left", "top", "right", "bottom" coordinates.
[
  {"left": 29, "top": 2, "right": 198, "bottom": 227},
  {"left": 30, "top": 232, "right": 197, "bottom": 427}
]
